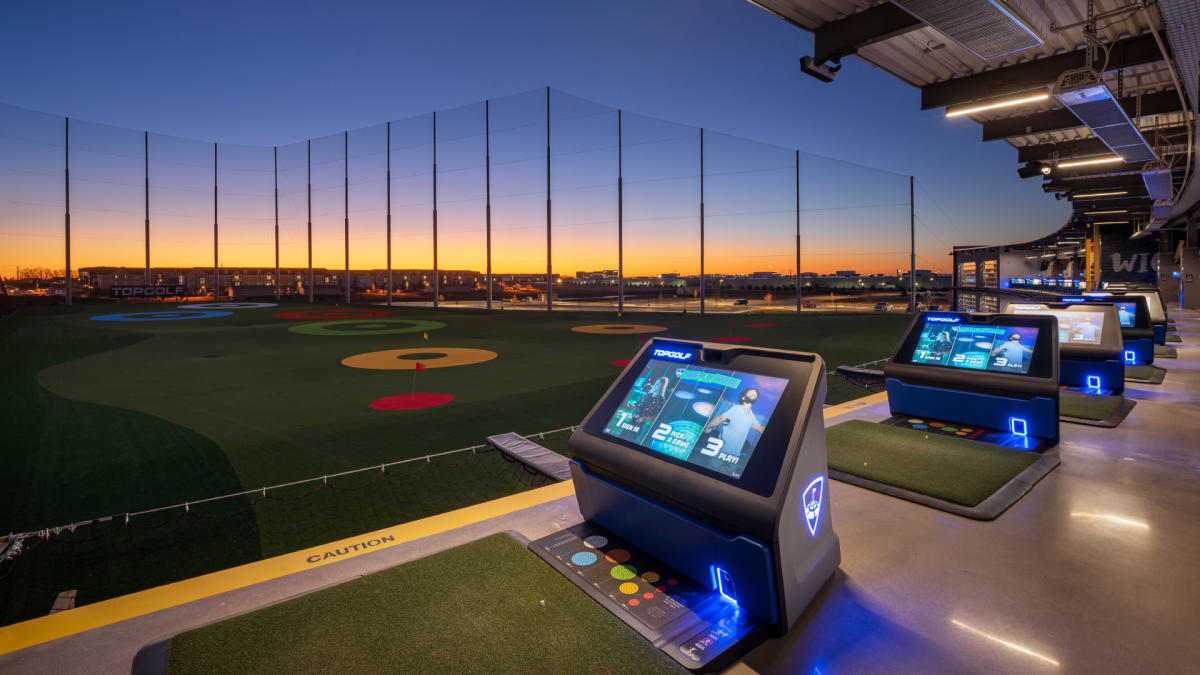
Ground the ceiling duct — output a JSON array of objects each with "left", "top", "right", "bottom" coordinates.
[
  {"left": 889, "top": 0, "right": 1042, "bottom": 59},
  {"left": 1052, "top": 68, "right": 1159, "bottom": 163},
  {"left": 1140, "top": 160, "right": 1175, "bottom": 201}
]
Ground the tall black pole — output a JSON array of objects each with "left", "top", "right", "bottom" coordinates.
[
  {"left": 546, "top": 87, "right": 553, "bottom": 311},
  {"left": 618, "top": 109, "right": 624, "bottom": 316},
  {"left": 307, "top": 139, "right": 313, "bottom": 303},
  {"left": 213, "top": 143, "right": 219, "bottom": 300},
  {"left": 386, "top": 122, "right": 392, "bottom": 307},
  {"left": 273, "top": 146, "right": 280, "bottom": 300},
  {"left": 795, "top": 149, "right": 801, "bottom": 314},
  {"left": 439, "top": 112, "right": 444, "bottom": 307},
  {"left": 64, "top": 118, "right": 71, "bottom": 305},
  {"left": 699, "top": 128, "right": 705, "bottom": 315},
  {"left": 485, "top": 100, "right": 492, "bottom": 311},
  {"left": 344, "top": 130, "right": 350, "bottom": 305},
  {"left": 144, "top": 131, "right": 150, "bottom": 286},
  {"left": 909, "top": 175, "right": 916, "bottom": 313}
]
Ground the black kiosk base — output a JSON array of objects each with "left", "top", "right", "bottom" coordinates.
[{"left": 542, "top": 338, "right": 841, "bottom": 671}]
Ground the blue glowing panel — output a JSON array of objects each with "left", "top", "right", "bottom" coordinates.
[
  {"left": 1009, "top": 417, "right": 1028, "bottom": 437},
  {"left": 802, "top": 476, "right": 824, "bottom": 537},
  {"left": 712, "top": 566, "right": 737, "bottom": 605},
  {"left": 1087, "top": 375, "right": 1101, "bottom": 390},
  {"left": 1125, "top": 350, "right": 1136, "bottom": 364}
]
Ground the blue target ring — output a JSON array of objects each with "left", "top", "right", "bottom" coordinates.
[{"left": 91, "top": 310, "right": 232, "bottom": 322}]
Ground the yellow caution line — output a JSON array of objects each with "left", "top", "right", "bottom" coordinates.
[
  {"left": 0, "top": 480, "right": 576, "bottom": 657},
  {"left": 824, "top": 391, "right": 888, "bottom": 420}
]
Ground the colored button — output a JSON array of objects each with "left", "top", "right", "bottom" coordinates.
[
  {"left": 611, "top": 564, "right": 638, "bottom": 581},
  {"left": 570, "top": 551, "right": 598, "bottom": 566}
]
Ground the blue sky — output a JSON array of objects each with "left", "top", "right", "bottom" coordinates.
[{"left": 1, "top": 0, "right": 1067, "bottom": 273}]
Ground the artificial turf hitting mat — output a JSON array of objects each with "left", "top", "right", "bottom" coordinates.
[
  {"left": 160, "top": 534, "right": 683, "bottom": 675},
  {"left": 0, "top": 304, "right": 907, "bottom": 627},
  {"left": 825, "top": 420, "right": 1058, "bottom": 519},
  {"left": 1155, "top": 345, "right": 1178, "bottom": 358},
  {"left": 1166, "top": 334, "right": 1182, "bottom": 343},
  {"left": 1059, "top": 391, "right": 1136, "bottom": 427},
  {"left": 1125, "top": 364, "right": 1167, "bottom": 384}
]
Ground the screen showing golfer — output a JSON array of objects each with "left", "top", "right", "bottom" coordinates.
[
  {"left": 1115, "top": 302, "right": 1136, "bottom": 328},
  {"left": 602, "top": 357, "right": 788, "bottom": 479},
  {"left": 910, "top": 322, "right": 1039, "bottom": 374}
]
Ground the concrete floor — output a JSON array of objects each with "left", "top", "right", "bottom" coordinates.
[{"left": 2, "top": 311, "right": 1197, "bottom": 674}]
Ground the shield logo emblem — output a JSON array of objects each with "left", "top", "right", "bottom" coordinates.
[{"left": 802, "top": 476, "right": 824, "bottom": 537}]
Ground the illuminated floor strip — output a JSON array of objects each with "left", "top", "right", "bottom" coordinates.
[
  {"left": 0, "top": 393, "right": 890, "bottom": 656},
  {"left": 951, "top": 619, "right": 1061, "bottom": 667},
  {"left": 0, "top": 481, "right": 574, "bottom": 656}
]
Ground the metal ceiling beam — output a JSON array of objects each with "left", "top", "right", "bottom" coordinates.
[
  {"left": 981, "top": 90, "right": 1181, "bottom": 141},
  {"left": 812, "top": 4, "right": 924, "bottom": 65},
  {"left": 920, "top": 33, "right": 1167, "bottom": 110},
  {"left": 1017, "top": 125, "right": 1189, "bottom": 162},
  {"left": 1070, "top": 196, "right": 1156, "bottom": 210},
  {"left": 1043, "top": 174, "right": 1170, "bottom": 191},
  {"left": 1050, "top": 160, "right": 1152, "bottom": 180}
]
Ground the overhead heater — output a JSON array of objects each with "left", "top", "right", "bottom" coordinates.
[
  {"left": 890, "top": 0, "right": 1042, "bottom": 59},
  {"left": 1052, "top": 68, "right": 1159, "bottom": 163}
]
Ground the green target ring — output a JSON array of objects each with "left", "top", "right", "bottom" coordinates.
[{"left": 288, "top": 319, "right": 446, "bottom": 336}]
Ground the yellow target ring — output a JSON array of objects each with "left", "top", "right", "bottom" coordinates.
[
  {"left": 341, "top": 347, "right": 498, "bottom": 371},
  {"left": 570, "top": 324, "right": 667, "bottom": 335}
]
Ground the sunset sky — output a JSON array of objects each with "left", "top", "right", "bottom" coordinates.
[{"left": 0, "top": 0, "right": 1068, "bottom": 277}]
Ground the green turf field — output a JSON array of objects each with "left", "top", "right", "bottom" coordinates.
[{"left": 0, "top": 303, "right": 906, "bottom": 625}]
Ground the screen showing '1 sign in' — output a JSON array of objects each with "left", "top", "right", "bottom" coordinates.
[
  {"left": 603, "top": 357, "right": 788, "bottom": 479},
  {"left": 911, "top": 322, "right": 1040, "bottom": 374}
]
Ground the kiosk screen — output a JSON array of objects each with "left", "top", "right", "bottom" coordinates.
[
  {"left": 602, "top": 358, "right": 788, "bottom": 479},
  {"left": 910, "top": 322, "right": 1039, "bottom": 374},
  {"left": 1115, "top": 302, "right": 1137, "bottom": 328},
  {"left": 1034, "top": 309, "right": 1105, "bottom": 344}
]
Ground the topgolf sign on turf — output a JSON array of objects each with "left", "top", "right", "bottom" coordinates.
[{"left": 110, "top": 285, "right": 186, "bottom": 298}]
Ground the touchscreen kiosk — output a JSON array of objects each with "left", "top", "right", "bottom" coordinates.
[
  {"left": 1061, "top": 294, "right": 1154, "bottom": 364},
  {"left": 1094, "top": 286, "right": 1168, "bottom": 343},
  {"left": 885, "top": 312, "right": 1059, "bottom": 448},
  {"left": 533, "top": 339, "right": 839, "bottom": 671},
  {"left": 1005, "top": 301, "right": 1124, "bottom": 394}
]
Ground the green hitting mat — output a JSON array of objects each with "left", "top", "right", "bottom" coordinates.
[
  {"left": 1059, "top": 391, "right": 1136, "bottom": 427},
  {"left": 825, "top": 420, "right": 1058, "bottom": 520},
  {"left": 1154, "top": 345, "right": 1178, "bottom": 359},
  {"left": 158, "top": 534, "right": 683, "bottom": 675},
  {"left": 1166, "top": 334, "right": 1182, "bottom": 343},
  {"left": 1125, "top": 364, "right": 1167, "bottom": 384}
]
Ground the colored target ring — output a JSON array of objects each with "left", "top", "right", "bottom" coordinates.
[
  {"left": 181, "top": 302, "right": 277, "bottom": 309},
  {"left": 342, "top": 347, "right": 497, "bottom": 370},
  {"left": 274, "top": 309, "right": 392, "bottom": 320},
  {"left": 289, "top": 319, "right": 446, "bottom": 336},
  {"left": 91, "top": 310, "right": 232, "bottom": 322}
]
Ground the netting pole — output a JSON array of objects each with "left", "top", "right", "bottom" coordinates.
[
  {"left": 618, "top": 109, "right": 624, "bottom": 316},
  {"left": 213, "top": 143, "right": 219, "bottom": 300},
  {"left": 486, "top": 100, "right": 492, "bottom": 311},
  {"left": 307, "top": 139, "right": 313, "bottom": 304},
  {"left": 546, "top": 87, "right": 553, "bottom": 312},
  {"left": 344, "top": 130, "right": 350, "bottom": 305},
  {"left": 432, "top": 112, "right": 439, "bottom": 309},
  {"left": 909, "top": 175, "right": 916, "bottom": 314},
  {"left": 64, "top": 117, "right": 71, "bottom": 306},
  {"left": 274, "top": 146, "right": 280, "bottom": 301},
  {"left": 699, "top": 127, "right": 705, "bottom": 316},
  {"left": 795, "top": 149, "right": 801, "bottom": 314},
  {"left": 144, "top": 131, "right": 150, "bottom": 287},
  {"left": 387, "top": 122, "right": 392, "bottom": 307}
]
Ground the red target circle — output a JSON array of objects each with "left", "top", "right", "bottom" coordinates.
[{"left": 370, "top": 393, "right": 454, "bottom": 410}]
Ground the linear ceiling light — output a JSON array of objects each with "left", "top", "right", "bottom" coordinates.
[
  {"left": 1085, "top": 209, "right": 1127, "bottom": 215},
  {"left": 1056, "top": 156, "right": 1124, "bottom": 169},
  {"left": 946, "top": 92, "right": 1049, "bottom": 117},
  {"left": 1073, "top": 190, "right": 1128, "bottom": 198},
  {"left": 1093, "top": 220, "right": 1129, "bottom": 224}
]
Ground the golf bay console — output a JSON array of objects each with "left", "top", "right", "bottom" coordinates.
[{"left": 530, "top": 338, "right": 840, "bottom": 671}]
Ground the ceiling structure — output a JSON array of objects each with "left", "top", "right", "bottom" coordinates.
[{"left": 747, "top": 0, "right": 1199, "bottom": 242}]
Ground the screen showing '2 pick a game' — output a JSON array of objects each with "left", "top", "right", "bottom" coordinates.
[
  {"left": 910, "top": 321, "right": 1039, "bottom": 374},
  {"left": 602, "top": 357, "right": 788, "bottom": 479}
]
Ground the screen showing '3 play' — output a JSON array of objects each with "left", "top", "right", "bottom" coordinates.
[
  {"left": 602, "top": 357, "right": 788, "bottom": 479},
  {"left": 910, "top": 322, "right": 1039, "bottom": 374}
]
